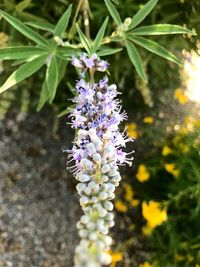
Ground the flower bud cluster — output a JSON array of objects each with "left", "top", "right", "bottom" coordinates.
[{"left": 68, "top": 54, "right": 133, "bottom": 267}]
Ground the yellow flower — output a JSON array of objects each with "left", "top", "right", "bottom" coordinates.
[
  {"left": 123, "top": 183, "right": 140, "bottom": 206},
  {"left": 142, "top": 201, "right": 167, "bottom": 229},
  {"left": 164, "top": 163, "right": 180, "bottom": 177},
  {"left": 126, "top": 123, "right": 139, "bottom": 139},
  {"left": 114, "top": 200, "right": 128, "bottom": 212},
  {"left": 130, "top": 199, "right": 140, "bottom": 207},
  {"left": 174, "top": 88, "right": 189, "bottom": 104},
  {"left": 142, "top": 224, "right": 153, "bottom": 236},
  {"left": 196, "top": 264, "right": 200, "bottom": 267},
  {"left": 162, "top": 146, "right": 172, "bottom": 156},
  {"left": 136, "top": 164, "right": 150, "bottom": 182},
  {"left": 108, "top": 250, "right": 123, "bottom": 267},
  {"left": 143, "top": 116, "right": 154, "bottom": 124},
  {"left": 139, "top": 261, "right": 153, "bottom": 267},
  {"left": 123, "top": 183, "right": 134, "bottom": 202},
  {"left": 187, "top": 254, "right": 194, "bottom": 262},
  {"left": 175, "top": 254, "right": 185, "bottom": 262}
]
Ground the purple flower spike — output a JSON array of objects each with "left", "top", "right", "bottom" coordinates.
[{"left": 68, "top": 53, "right": 133, "bottom": 267}]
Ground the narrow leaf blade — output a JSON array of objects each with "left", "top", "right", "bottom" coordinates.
[
  {"left": 46, "top": 57, "right": 58, "bottom": 103},
  {"left": 0, "top": 55, "right": 47, "bottom": 93},
  {"left": 127, "top": 35, "right": 182, "bottom": 64},
  {"left": 97, "top": 47, "right": 122, "bottom": 56},
  {"left": 0, "top": 46, "right": 48, "bottom": 60},
  {"left": 76, "top": 24, "right": 91, "bottom": 53},
  {"left": 125, "top": 39, "right": 147, "bottom": 81},
  {"left": 104, "top": 0, "right": 122, "bottom": 26},
  {"left": 37, "top": 80, "right": 49, "bottom": 111},
  {"left": 92, "top": 17, "right": 109, "bottom": 53},
  {"left": 0, "top": 10, "right": 48, "bottom": 46},
  {"left": 129, "top": 24, "right": 195, "bottom": 35},
  {"left": 129, "top": 0, "right": 158, "bottom": 30},
  {"left": 26, "top": 21, "right": 55, "bottom": 33},
  {"left": 54, "top": 4, "right": 72, "bottom": 37}
]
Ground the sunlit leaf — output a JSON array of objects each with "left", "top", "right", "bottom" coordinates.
[
  {"left": 0, "top": 55, "right": 47, "bottom": 93},
  {"left": 92, "top": 17, "right": 109, "bottom": 53},
  {"left": 0, "top": 46, "right": 48, "bottom": 60},
  {"left": 0, "top": 10, "right": 48, "bottom": 46},
  {"left": 97, "top": 47, "right": 122, "bottom": 56},
  {"left": 127, "top": 35, "right": 182, "bottom": 64},
  {"left": 129, "top": 0, "right": 158, "bottom": 30},
  {"left": 104, "top": 0, "right": 122, "bottom": 26},
  {"left": 46, "top": 57, "right": 58, "bottom": 103},
  {"left": 76, "top": 24, "right": 91, "bottom": 53},
  {"left": 54, "top": 4, "right": 72, "bottom": 38},
  {"left": 125, "top": 39, "right": 147, "bottom": 81},
  {"left": 129, "top": 24, "right": 195, "bottom": 35},
  {"left": 15, "top": 0, "right": 31, "bottom": 12}
]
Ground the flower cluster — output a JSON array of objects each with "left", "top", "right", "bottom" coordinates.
[{"left": 68, "top": 54, "right": 133, "bottom": 267}]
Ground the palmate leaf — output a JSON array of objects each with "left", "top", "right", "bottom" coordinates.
[
  {"left": 76, "top": 24, "right": 91, "bottom": 53},
  {"left": 127, "top": 35, "right": 182, "bottom": 64},
  {"left": 54, "top": 4, "right": 72, "bottom": 38},
  {"left": 92, "top": 17, "right": 109, "bottom": 53},
  {"left": 0, "top": 55, "right": 48, "bottom": 94},
  {"left": 0, "top": 10, "right": 48, "bottom": 46},
  {"left": 46, "top": 57, "right": 58, "bottom": 103},
  {"left": 129, "top": 24, "right": 195, "bottom": 35},
  {"left": 0, "top": 46, "right": 48, "bottom": 60},
  {"left": 129, "top": 0, "right": 158, "bottom": 30},
  {"left": 104, "top": 0, "right": 122, "bottom": 26},
  {"left": 125, "top": 39, "right": 147, "bottom": 81}
]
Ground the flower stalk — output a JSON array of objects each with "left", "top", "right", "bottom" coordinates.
[{"left": 68, "top": 53, "right": 133, "bottom": 267}]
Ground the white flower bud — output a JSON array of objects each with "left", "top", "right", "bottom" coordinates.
[
  {"left": 106, "top": 212, "right": 114, "bottom": 221},
  {"left": 79, "top": 229, "right": 88, "bottom": 238},
  {"left": 91, "top": 196, "right": 98, "bottom": 203},
  {"left": 99, "top": 252, "right": 112, "bottom": 265},
  {"left": 76, "top": 173, "right": 91, "bottom": 182},
  {"left": 87, "top": 222, "right": 95, "bottom": 231},
  {"left": 88, "top": 181, "right": 99, "bottom": 192},
  {"left": 80, "top": 158, "right": 93, "bottom": 170},
  {"left": 104, "top": 201, "right": 114, "bottom": 211},
  {"left": 104, "top": 145, "right": 115, "bottom": 158},
  {"left": 107, "top": 183, "right": 115, "bottom": 193},
  {"left": 101, "top": 164, "right": 110, "bottom": 174},
  {"left": 108, "top": 220, "right": 115, "bottom": 228},
  {"left": 78, "top": 129, "right": 88, "bottom": 138},
  {"left": 76, "top": 183, "right": 86, "bottom": 192},
  {"left": 108, "top": 192, "right": 115, "bottom": 200},
  {"left": 87, "top": 143, "right": 96, "bottom": 154},
  {"left": 80, "top": 215, "right": 89, "bottom": 224},
  {"left": 98, "top": 207, "right": 107, "bottom": 217},
  {"left": 102, "top": 175, "right": 109, "bottom": 182},
  {"left": 99, "top": 191, "right": 108, "bottom": 200},
  {"left": 84, "top": 186, "right": 92, "bottom": 195},
  {"left": 103, "top": 236, "right": 113, "bottom": 246},
  {"left": 89, "top": 232, "right": 97, "bottom": 241},
  {"left": 93, "top": 153, "right": 101, "bottom": 163},
  {"left": 80, "top": 196, "right": 89, "bottom": 206}
]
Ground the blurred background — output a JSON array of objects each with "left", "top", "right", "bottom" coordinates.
[{"left": 0, "top": 0, "right": 200, "bottom": 266}]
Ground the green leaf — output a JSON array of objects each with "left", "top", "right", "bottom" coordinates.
[
  {"left": 0, "top": 46, "right": 48, "bottom": 60},
  {"left": 129, "top": 24, "right": 195, "bottom": 35},
  {"left": 125, "top": 39, "right": 147, "bottom": 81},
  {"left": 0, "top": 10, "right": 48, "bottom": 46},
  {"left": 36, "top": 80, "right": 49, "bottom": 111},
  {"left": 0, "top": 55, "right": 47, "bottom": 94},
  {"left": 76, "top": 24, "right": 91, "bottom": 53},
  {"left": 97, "top": 47, "right": 122, "bottom": 56},
  {"left": 15, "top": 0, "right": 31, "bottom": 12},
  {"left": 127, "top": 35, "right": 182, "bottom": 64},
  {"left": 92, "top": 17, "right": 109, "bottom": 53},
  {"left": 26, "top": 21, "right": 55, "bottom": 33},
  {"left": 104, "top": 0, "right": 122, "bottom": 26},
  {"left": 46, "top": 57, "right": 58, "bottom": 103},
  {"left": 56, "top": 58, "right": 67, "bottom": 84},
  {"left": 129, "top": 0, "right": 158, "bottom": 30},
  {"left": 54, "top": 4, "right": 72, "bottom": 38}
]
